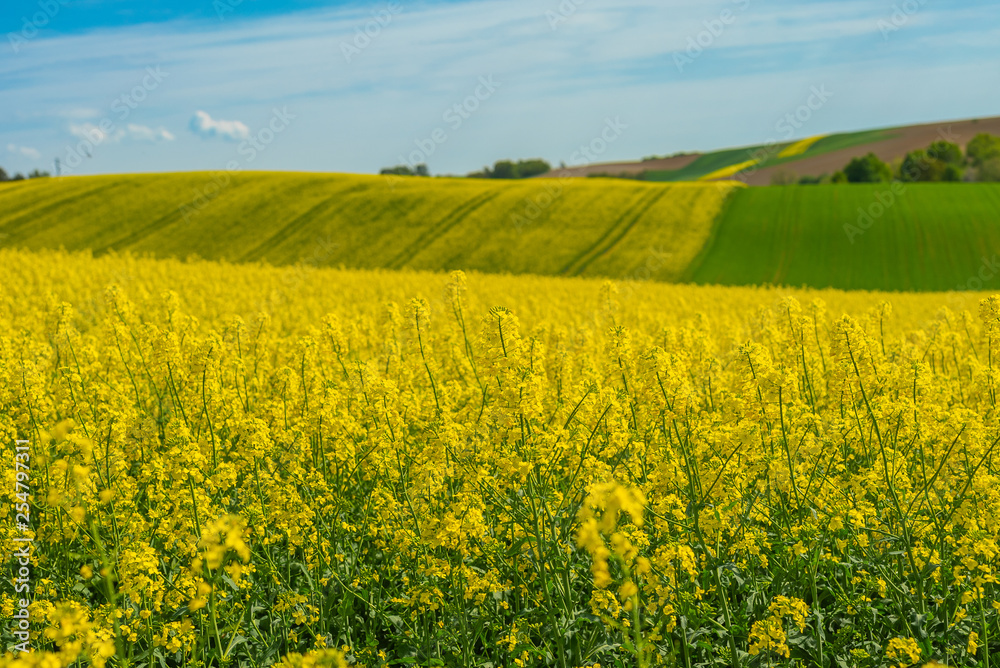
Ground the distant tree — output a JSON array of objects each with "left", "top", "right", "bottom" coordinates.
[
  {"left": 379, "top": 164, "right": 429, "bottom": 177},
  {"left": 467, "top": 159, "right": 551, "bottom": 179},
  {"left": 515, "top": 159, "right": 551, "bottom": 178},
  {"left": 466, "top": 167, "right": 492, "bottom": 179},
  {"left": 900, "top": 149, "right": 944, "bottom": 182},
  {"left": 0, "top": 167, "right": 8, "bottom": 182},
  {"left": 11, "top": 173, "right": 25, "bottom": 181},
  {"left": 979, "top": 157, "right": 1000, "bottom": 182},
  {"left": 798, "top": 174, "right": 824, "bottom": 185},
  {"left": 770, "top": 169, "right": 798, "bottom": 186},
  {"left": 927, "top": 140, "right": 963, "bottom": 166},
  {"left": 844, "top": 153, "right": 891, "bottom": 183},
  {"left": 966, "top": 133, "right": 1000, "bottom": 167},
  {"left": 830, "top": 170, "right": 848, "bottom": 184},
  {"left": 491, "top": 160, "right": 518, "bottom": 179},
  {"left": 28, "top": 169, "right": 50, "bottom": 179},
  {"left": 941, "top": 164, "right": 964, "bottom": 182}
]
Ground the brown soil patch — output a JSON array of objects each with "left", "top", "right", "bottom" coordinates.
[
  {"left": 535, "top": 116, "right": 1000, "bottom": 184},
  {"left": 741, "top": 116, "right": 1000, "bottom": 185},
  {"left": 541, "top": 153, "right": 700, "bottom": 178}
]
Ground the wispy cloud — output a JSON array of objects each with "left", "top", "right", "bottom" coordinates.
[
  {"left": 189, "top": 110, "right": 249, "bottom": 141},
  {"left": 7, "top": 143, "right": 42, "bottom": 160},
  {"left": 69, "top": 122, "right": 118, "bottom": 145},
  {"left": 126, "top": 123, "right": 175, "bottom": 142},
  {"left": 69, "top": 122, "right": 175, "bottom": 144}
]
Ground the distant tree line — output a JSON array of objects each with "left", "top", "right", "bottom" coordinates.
[
  {"left": 0, "top": 167, "right": 50, "bottom": 182},
  {"left": 467, "top": 159, "right": 550, "bottom": 179},
  {"left": 378, "top": 159, "right": 552, "bottom": 179},
  {"left": 379, "top": 163, "right": 429, "bottom": 177},
  {"left": 773, "top": 132, "right": 1000, "bottom": 185}
]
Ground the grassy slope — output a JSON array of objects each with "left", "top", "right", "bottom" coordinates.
[
  {"left": 802, "top": 128, "right": 895, "bottom": 158},
  {"left": 686, "top": 183, "right": 1000, "bottom": 291},
  {"left": 0, "top": 171, "right": 739, "bottom": 282},
  {"left": 644, "top": 145, "right": 782, "bottom": 181}
]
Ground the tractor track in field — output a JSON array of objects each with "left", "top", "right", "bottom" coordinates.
[
  {"left": 0, "top": 179, "right": 98, "bottom": 203},
  {"left": 0, "top": 185, "right": 33, "bottom": 202},
  {"left": 95, "top": 206, "right": 187, "bottom": 255},
  {"left": 99, "top": 178, "right": 333, "bottom": 256},
  {"left": 238, "top": 185, "right": 369, "bottom": 263},
  {"left": 0, "top": 183, "right": 125, "bottom": 244},
  {"left": 560, "top": 188, "right": 669, "bottom": 277},
  {"left": 386, "top": 191, "right": 500, "bottom": 270}
]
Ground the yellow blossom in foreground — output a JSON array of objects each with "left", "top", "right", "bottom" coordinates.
[
  {"left": 886, "top": 637, "right": 921, "bottom": 667},
  {"left": 1, "top": 248, "right": 1000, "bottom": 665}
]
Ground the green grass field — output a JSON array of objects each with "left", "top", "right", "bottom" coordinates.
[
  {"left": 0, "top": 171, "right": 738, "bottom": 282},
  {"left": 686, "top": 183, "right": 1000, "bottom": 291}
]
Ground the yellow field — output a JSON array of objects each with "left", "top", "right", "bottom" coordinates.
[
  {"left": 777, "top": 135, "right": 828, "bottom": 159},
  {"left": 698, "top": 159, "right": 758, "bottom": 181},
  {"left": 1, "top": 248, "right": 996, "bottom": 666},
  {"left": 0, "top": 173, "right": 739, "bottom": 282}
]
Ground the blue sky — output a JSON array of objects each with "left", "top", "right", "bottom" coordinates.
[{"left": 2, "top": 0, "right": 998, "bottom": 177}]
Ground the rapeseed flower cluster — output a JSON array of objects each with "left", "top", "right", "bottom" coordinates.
[{"left": 0, "top": 249, "right": 997, "bottom": 666}]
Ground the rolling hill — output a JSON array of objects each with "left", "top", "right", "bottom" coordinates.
[
  {"left": 0, "top": 171, "right": 738, "bottom": 282},
  {"left": 4, "top": 172, "right": 1000, "bottom": 293},
  {"left": 547, "top": 116, "right": 1000, "bottom": 186}
]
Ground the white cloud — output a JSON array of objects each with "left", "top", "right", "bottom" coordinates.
[
  {"left": 125, "top": 124, "right": 176, "bottom": 142},
  {"left": 69, "top": 122, "right": 174, "bottom": 144},
  {"left": 7, "top": 144, "right": 42, "bottom": 160},
  {"left": 69, "top": 122, "right": 122, "bottom": 145},
  {"left": 189, "top": 110, "right": 249, "bottom": 141}
]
